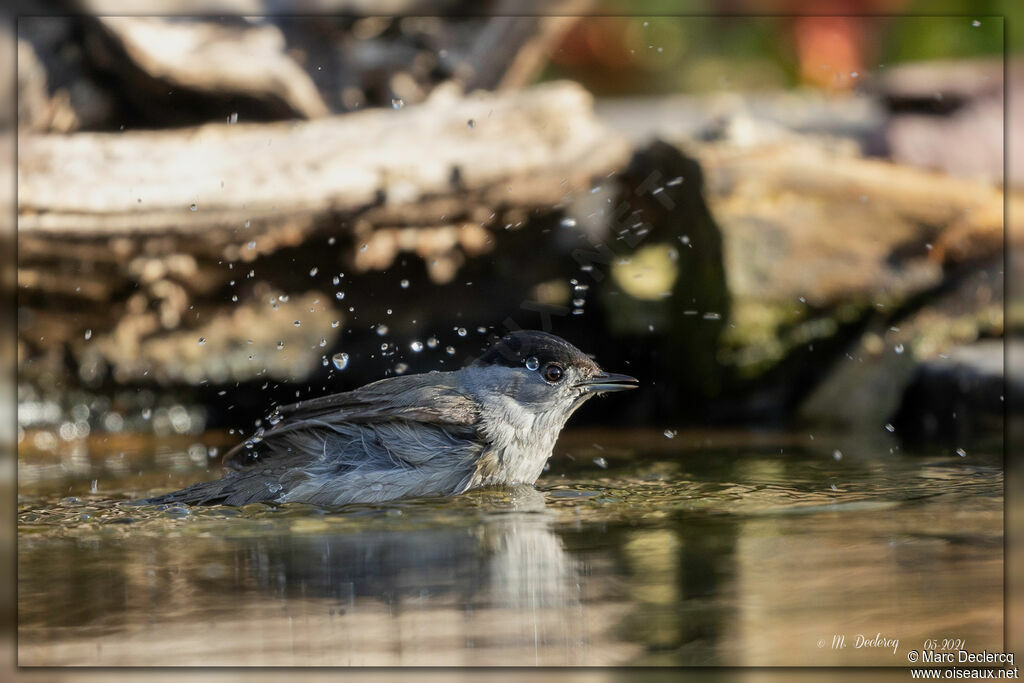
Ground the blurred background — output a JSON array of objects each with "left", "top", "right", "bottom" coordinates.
[
  {"left": 15, "top": 6, "right": 1012, "bottom": 448},
  {"left": 9, "top": 1, "right": 1021, "bottom": 673}
]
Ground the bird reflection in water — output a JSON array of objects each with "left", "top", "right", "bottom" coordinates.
[{"left": 188, "top": 488, "right": 612, "bottom": 665}]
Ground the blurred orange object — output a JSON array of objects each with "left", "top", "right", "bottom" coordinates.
[
  {"left": 789, "top": 0, "right": 909, "bottom": 91},
  {"left": 793, "top": 16, "right": 868, "bottom": 90}
]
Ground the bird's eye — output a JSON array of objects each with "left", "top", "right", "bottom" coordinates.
[{"left": 543, "top": 363, "right": 564, "bottom": 383}]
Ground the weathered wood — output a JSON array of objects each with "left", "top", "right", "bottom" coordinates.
[
  {"left": 17, "top": 81, "right": 1008, "bottom": 436},
  {"left": 93, "top": 16, "right": 330, "bottom": 120},
  {"left": 16, "top": 81, "right": 630, "bottom": 386},
  {"left": 587, "top": 112, "right": 1009, "bottom": 386},
  {"left": 699, "top": 140, "right": 1007, "bottom": 234},
  {"left": 463, "top": 4, "right": 587, "bottom": 91},
  {"left": 21, "top": 9, "right": 596, "bottom": 133},
  {"left": 692, "top": 138, "right": 1010, "bottom": 307},
  {"left": 18, "top": 80, "right": 628, "bottom": 239}
]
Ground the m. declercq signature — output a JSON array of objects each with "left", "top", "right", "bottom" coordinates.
[{"left": 823, "top": 633, "right": 899, "bottom": 655}]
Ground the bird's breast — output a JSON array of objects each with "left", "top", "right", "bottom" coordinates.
[{"left": 473, "top": 401, "right": 564, "bottom": 488}]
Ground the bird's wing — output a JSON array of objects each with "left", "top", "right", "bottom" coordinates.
[
  {"left": 275, "top": 372, "right": 480, "bottom": 425},
  {"left": 222, "top": 372, "right": 481, "bottom": 469}
]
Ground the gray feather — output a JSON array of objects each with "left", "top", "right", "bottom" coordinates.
[{"left": 140, "top": 372, "right": 485, "bottom": 507}]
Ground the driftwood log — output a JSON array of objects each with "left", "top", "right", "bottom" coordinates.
[
  {"left": 91, "top": 16, "right": 331, "bottom": 120},
  {"left": 19, "top": 80, "right": 626, "bottom": 237},
  {"left": 17, "top": 81, "right": 1009, "bottom": 435},
  {"left": 17, "top": 81, "right": 631, "bottom": 386},
  {"left": 18, "top": 9, "right": 588, "bottom": 132}
]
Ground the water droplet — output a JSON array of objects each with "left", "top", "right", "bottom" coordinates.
[
  {"left": 400, "top": 279, "right": 410, "bottom": 289},
  {"left": 703, "top": 312, "right": 722, "bottom": 320},
  {"left": 593, "top": 456, "right": 608, "bottom": 469},
  {"left": 142, "top": 408, "right": 152, "bottom": 420},
  {"left": 525, "top": 356, "right": 540, "bottom": 371},
  {"left": 410, "top": 340, "right": 424, "bottom": 352},
  {"left": 972, "top": 19, "right": 981, "bottom": 27},
  {"left": 663, "top": 429, "right": 676, "bottom": 439},
  {"left": 276, "top": 341, "right": 284, "bottom": 350},
  {"left": 293, "top": 320, "right": 301, "bottom": 327},
  {"left": 884, "top": 423, "right": 895, "bottom": 433},
  {"left": 445, "top": 346, "right": 456, "bottom": 355},
  {"left": 833, "top": 449, "right": 843, "bottom": 461},
  {"left": 248, "top": 240, "right": 256, "bottom": 250},
  {"left": 331, "top": 352, "right": 349, "bottom": 370},
  {"left": 90, "top": 479, "right": 98, "bottom": 493},
  {"left": 319, "top": 338, "right": 327, "bottom": 347},
  {"left": 457, "top": 327, "right": 467, "bottom": 337},
  {"left": 391, "top": 98, "right": 404, "bottom": 110},
  {"left": 849, "top": 71, "right": 859, "bottom": 78},
  {"left": 956, "top": 447, "right": 967, "bottom": 457},
  {"left": 894, "top": 343, "right": 904, "bottom": 354},
  {"left": 266, "top": 482, "right": 283, "bottom": 493},
  {"left": 371, "top": 482, "right": 384, "bottom": 492},
  {"left": 84, "top": 329, "right": 92, "bottom": 340},
  {"left": 560, "top": 217, "right": 577, "bottom": 228},
  {"left": 198, "top": 337, "right": 206, "bottom": 345},
  {"left": 309, "top": 267, "right": 319, "bottom": 277},
  {"left": 189, "top": 203, "right": 197, "bottom": 212},
  {"left": 330, "top": 320, "right": 340, "bottom": 329},
  {"left": 380, "top": 343, "right": 390, "bottom": 352},
  {"left": 376, "top": 324, "right": 389, "bottom": 336},
  {"left": 426, "top": 336, "right": 439, "bottom": 349},
  {"left": 394, "top": 362, "right": 409, "bottom": 375},
  {"left": 467, "top": 119, "right": 475, "bottom": 129}
]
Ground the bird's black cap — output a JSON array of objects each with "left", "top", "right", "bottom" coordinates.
[{"left": 473, "top": 331, "right": 600, "bottom": 372}]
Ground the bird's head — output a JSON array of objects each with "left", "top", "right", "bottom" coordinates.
[{"left": 462, "top": 331, "right": 638, "bottom": 426}]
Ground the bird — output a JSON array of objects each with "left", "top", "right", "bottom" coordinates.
[{"left": 140, "top": 330, "right": 638, "bottom": 507}]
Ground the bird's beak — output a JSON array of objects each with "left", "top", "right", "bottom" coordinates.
[{"left": 576, "top": 372, "right": 639, "bottom": 393}]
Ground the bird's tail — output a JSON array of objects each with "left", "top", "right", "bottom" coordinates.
[{"left": 133, "top": 472, "right": 283, "bottom": 507}]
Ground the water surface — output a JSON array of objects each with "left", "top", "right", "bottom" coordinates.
[{"left": 18, "top": 429, "right": 1004, "bottom": 666}]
